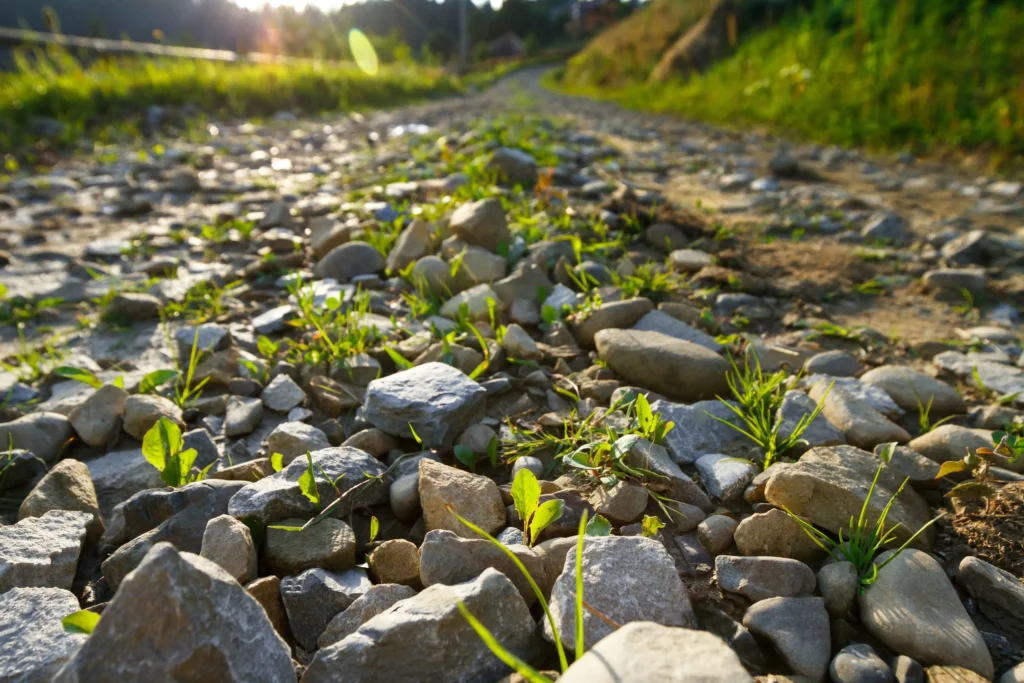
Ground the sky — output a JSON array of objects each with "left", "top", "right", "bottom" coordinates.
[{"left": 231, "top": 0, "right": 492, "bottom": 10}]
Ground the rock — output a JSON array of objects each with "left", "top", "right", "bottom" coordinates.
[
  {"left": 440, "top": 282, "right": 503, "bottom": 321},
  {"left": 670, "top": 248, "right": 714, "bottom": 273},
  {"left": 859, "top": 549, "right": 992, "bottom": 679},
  {"left": 875, "top": 444, "right": 942, "bottom": 484},
  {"left": 830, "top": 644, "right": 894, "bottom": 683},
  {"left": 595, "top": 329, "right": 730, "bottom": 402},
  {"left": 387, "top": 218, "right": 433, "bottom": 272},
  {"left": 572, "top": 298, "right": 654, "bottom": 347},
  {"left": 448, "top": 198, "right": 511, "bottom": 252},
  {"left": 106, "top": 292, "right": 162, "bottom": 321},
  {"left": 488, "top": 147, "right": 537, "bottom": 187},
  {"left": 317, "top": 583, "right": 418, "bottom": 649},
  {"left": 811, "top": 386, "right": 910, "bottom": 449},
  {"left": 1001, "top": 663, "right": 1024, "bottom": 683},
  {"left": 492, "top": 263, "right": 553, "bottom": 308},
  {"left": 860, "top": 366, "right": 965, "bottom": 418},
  {"left": 646, "top": 223, "right": 689, "bottom": 252},
  {"left": 343, "top": 428, "right": 398, "bottom": 458},
  {"left": 587, "top": 480, "right": 648, "bottom": 525},
  {"left": 52, "top": 544, "right": 295, "bottom": 683},
  {"left": 122, "top": 395, "right": 183, "bottom": 441},
  {"left": 314, "top": 241, "right": 385, "bottom": 281},
  {"left": 0, "top": 510, "right": 90, "bottom": 592},
  {"left": 265, "top": 517, "right": 356, "bottom": 576},
  {"left": 715, "top": 555, "right": 816, "bottom": 602},
  {"left": 546, "top": 535, "right": 694, "bottom": 651},
  {"left": 246, "top": 575, "right": 293, "bottom": 644},
  {"left": 908, "top": 426, "right": 993, "bottom": 465},
  {"left": 698, "top": 515, "right": 738, "bottom": 555},
  {"left": 411, "top": 255, "right": 454, "bottom": 294},
  {"left": 557, "top": 621, "right": 753, "bottom": 683},
  {"left": 817, "top": 561, "right": 858, "bottom": 618},
  {"left": 734, "top": 508, "right": 828, "bottom": 563},
  {"left": 614, "top": 435, "right": 713, "bottom": 511},
  {"left": 806, "top": 376, "right": 904, "bottom": 418},
  {"left": 924, "top": 666, "right": 989, "bottom": 682},
  {"left": 418, "top": 459, "right": 506, "bottom": 538},
  {"left": 923, "top": 269, "right": 986, "bottom": 294},
  {"left": 696, "top": 453, "right": 758, "bottom": 501},
  {"left": 420, "top": 529, "right": 546, "bottom": 604},
  {"left": 862, "top": 212, "right": 907, "bottom": 242},
  {"left": 0, "top": 412, "right": 73, "bottom": 463},
  {"left": 224, "top": 396, "right": 263, "bottom": 437},
  {"left": 228, "top": 446, "right": 388, "bottom": 525},
  {"left": 281, "top": 567, "right": 370, "bottom": 652},
  {"left": 765, "top": 446, "right": 934, "bottom": 549},
  {"left": 499, "top": 323, "right": 539, "bottom": 360},
  {"left": 652, "top": 399, "right": 750, "bottom": 465},
  {"left": 18, "top": 459, "right": 102, "bottom": 538},
  {"left": 0, "top": 587, "right": 87, "bottom": 682},
  {"left": 363, "top": 362, "right": 486, "bottom": 448},
  {"left": 776, "top": 391, "right": 846, "bottom": 450},
  {"left": 743, "top": 597, "right": 831, "bottom": 682},
  {"left": 892, "top": 656, "right": 925, "bottom": 683},
  {"left": 68, "top": 383, "right": 128, "bottom": 447},
  {"left": 367, "top": 539, "right": 421, "bottom": 587},
  {"left": 87, "top": 448, "right": 164, "bottom": 521},
  {"left": 389, "top": 471, "right": 420, "bottom": 522},
  {"left": 511, "top": 455, "right": 544, "bottom": 479},
  {"left": 262, "top": 374, "right": 306, "bottom": 412},
  {"left": 632, "top": 309, "right": 721, "bottom": 352},
  {"left": 302, "top": 568, "right": 537, "bottom": 683},
  {"left": 265, "top": 422, "right": 331, "bottom": 465},
  {"left": 200, "top": 514, "right": 257, "bottom": 583},
  {"left": 956, "top": 556, "right": 1024, "bottom": 639},
  {"left": 453, "top": 245, "right": 507, "bottom": 286},
  {"left": 805, "top": 351, "right": 863, "bottom": 377}
]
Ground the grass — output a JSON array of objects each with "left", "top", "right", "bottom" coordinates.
[{"left": 553, "top": 0, "right": 1024, "bottom": 166}]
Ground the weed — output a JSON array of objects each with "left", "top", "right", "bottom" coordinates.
[
  {"left": 165, "top": 325, "right": 211, "bottom": 409},
  {"left": 0, "top": 294, "right": 64, "bottom": 326},
  {"left": 510, "top": 468, "right": 565, "bottom": 546},
  {"left": 286, "top": 277, "right": 378, "bottom": 369},
  {"left": 937, "top": 431, "right": 1024, "bottom": 510},
  {"left": 62, "top": 610, "right": 100, "bottom": 635},
  {"left": 162, "top": 280, "right": 242, "bottom": 324},
  {"left": 0, "top": 326, "right": 66, "bottom": 384},
  {"left": 142, "top": 417, "right": 212, "bottom": 487},
  {"left": 454, "top": 435, "right": 499, "bottom": 473},
  {"left": 912, "top": 386, "right": 956, "bottom": 435}
]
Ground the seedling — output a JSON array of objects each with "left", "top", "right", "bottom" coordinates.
[
  {"left": 936, "top": 431, "right": 1024, "bottom": 511},
  {"left": 640, "top": 515, "right": 665, "bottom": 537},
  {"left": 169, "top": 325, "right": 211, "bottom": 409},
  {"left": 912, "top": 385, "right": 956, "bottom": 434},
  {"left": 55, "top": 366, "right": 176, "bottom": 395},
  {"left": 369, "top": 515, "right": 380, "bottom": 544},
  {"left": 453, "top": 435, "right": 499, "bottom": 473},
  {"left": 62, "top": 610, "right": 100, "bottom": 634},
  {"left": 0, "top": 326, "right": 65, "bottom": 384},
  {"left": 142, "top": 417, "right": 212, "bottom": 487},
  {"left": 511, "top": 468, "right": 565, "bottom": 546}
]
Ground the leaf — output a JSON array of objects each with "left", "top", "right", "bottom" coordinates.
[
  {"left": 408, "top": 423, "right": 422, "bottom": 445},
  {"left": 511, "top": 468, "right": 541, "bottom": 524},
  {"left": 112, "top": 375, "right": 125, "bottom": 388},
  {"left": 139, "top": 369, "right": 177, "bottom": 394},
  {"left": 141, "top": 417, "right": 182, "bottom": 474},
  {"left": 877, "top": 441, "right": 898, "bottom": 465},
  {"left": 62, "top": 610, "right": 100, "bottom": 634},
  {"left": 270, "top": 452, "right": 285, "bottom": 472},
  {"left": 257, "top": 335, "right": 279, "bottom": 358},
  {"left": 369, "top": 515, "right": 379, "bottom": 544},
  {"left": 383, "top": 347, "right": 414, "bottom": 370},
  {"left": 453, "top": 445, "right": 477, "bottom": 471},
  {"left": 946, "top": 480, "right": 998, "bottom": 501},
  {"left": 936, "top": 459, "right": 970, "bottom": 479},
  {"left": 267, "top": 525, "right": 306, "bottom": 532},
  {"left": 54, "top": 366, "right": 102, "bottom": 388},
  {"left": 541, "top": 304, "right": 559, "bottom": 324},
  {"left": 641, "top": 514, "right": 666, "bottom": 537},
  {"left": 585, "top": 514, "right": 612, "bottom": 536},
  {"left": 485, "top": 436, "right": 499, "bottom": 468},
  {"left": 529, "top": 499, "right": 565, "bottom": 545},
  {"left": 325, "top": 296, "right": 341, "bottom": 310},
  {"left": 298, "top": 452, "right": 320, "bottom": 506},
  {"left": 239, "top": 359, "right": 261, "bottom": 379},
  {"left": 468, "top": 361, "right": 489, "bottom": 380}
]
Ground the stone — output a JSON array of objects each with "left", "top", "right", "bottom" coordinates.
[
  {"left": 367, "top": 539, "right": 421, "bottom": 587},
  {"left": 923, "top": 269, "right": 986, "bottom": 294},
  {"left": 805, "top": 350, "right": 863, "bottom": 377},
  {"left": 389, "top": 472, "right": 421, "bottom": 522},
  {"left": 698, "top": 515, "right": 738, "bottom": 555},
  {"left": 200, "top": 514, "right": 257, "bottom": 583},
  {"left": 546, "top": 535, "right": 694, "bottom": 651},
  {"left": 175, "top": 323, "right": 232, "bottom": 361},
  {"left": 362, "top": 362, "right": 487, "bottom": 448},
  {"left": 956, "top": 556, "right": 1024, "bottom": 640},
  {"left": 52, "top": 544, "right": 295, "bottom": 683},
  {"left": 420, "top": 528, "right": 546, "bottom": 604},
  {"left": 806, "top": 376, "right": 904, "bottom": 418},
  {"left": 557, "top": 621, "right": 753, "bottom": 683},
  {"left": 811, "top": 386, "right": 910, "bottom": 449},
  {"left": 696, "top": 453, "right": 758, "bottom": 501},
  {"left": 262, "top": 374, "right": 306, "bottom": 412},
  {"left": 511, "top": 455, "right": 544, "bottom": 479},
  {"left": 317, "top": 583, "right": 418, "bottom": 649},
  {"left": 488, "top": 147, "right": 537, "bottom": 187},
  {"left": 68, "top": 383, "right": 128, "bottom": 447},
  {"left": 280, "top": 567, "right": 371, "bottom": 652},
  {"left": 652, "top": 399, "right": 750, "bottom": 464},
  {"left": 572, "top": 298, "right": 654, "bottom": 347},
  {"left": 892, "top": 656, "right": 925, "bottom": 683},
  {"left": 862, "top": 211, "right": 907, "bottom": 242},
  {"left": 632, "top": 309, "right": 721, "bottom": 352},
  {"left": 265, "top": 517, "right": 356, "bottom": 576},
  {"left": 614, "top": 435, "right": 713, "bottom": 511},
  {"left": 924, "top": 666, "right": 989, "bottom": 682},
  {"left": 386, "top": 218, "right": 433, "bottom": 272},
  {"left": 715, "top": 555, "right": 816, "bottom": 602},
  {"left": 734, "top": 508, "right": 828, "bottom": 563},
  {"left": 830, "top": 644, "right": 894, "bottom": 683},
  {"left": 106, "top": 292, "right": 162, "bottom": 321},
  {"left": 314, "top": 241, "right": 385, "bottom": 281},
  {"left": 860, "top": 366, "right": 965, "bottom": 418},
  {"left": 646, "top": 223, "right": 689, "bottom": 252},
  {"left": 411, "top": 255, "right": 454, "bottom": 294},
  {"left": 587, "top": 480, "right": 648, "bottom": 525},
  {"left": 224, "top": 396, "right": 263, "bottom": 437},
  {"left": 418, "top": 459, "right": 506, "bottom": 538},
  {"left": 908, "top": 426, "right": 994, "bottom": 465},
  {"left": 0, "top": 587, "right": 87, "bottom": 682},
  {"left": 595, "top": 329, "right": 730, "bottom": 402},
  {"left": 122, "top": 395, "right": 183, "bottom": 441},
  {"left": 448, "top": 198, "right": 511, "bottom": 252},
  {"left": 265, "top": 422, "right": 331, "bottom": 465},
  {"left": 818, "top": 561, "right": 858, "bottom": 618},
  {"left": 454, "top": 245, "right": 507, "bottom": 286},
  {"left": 1001, "top": 664, "right": 1024, "bottom": 683},
  {"left": 859, "top": 550, "right": 992, "bottom": 679},
  {"left": 343, "top": 428, "right": 398, "bottom": 457},
  {"left": 670, "top": 248, "right": 714, "bottom": 273},
  {"left": 492, "top": 263, "right": 554, "bottom": 307},
  {"left": 0, "top": 412, "right": 74, "bottom": 463},
  {"left": 302, "top": 568, "right": 537, "bottom": 683},
  {"left": 440, "top": 283, "right": 503, "bottom": 320},
  {"left": 743, "top": 596, "right": 831, "bottom": 682},
  {"left": 764, "top": 446, "right": 934, "bottom": 549},
  {"left": 228, "top": 446, "right": 388, "bottom": 525},
  {"left": 776, "top": 391, "right": 846, "bottom": 450},
  {"left": 18, "top": 459, "right": 102, "bottom": 538},
  {"left": 501, "top": 323, "right": 541, "bottom": 359},
  {"left": 246, "top": 575, "right": 292, "bottom": 644},
  {"left": 0, "top": 510, "right": 90, "bottom": 592}
]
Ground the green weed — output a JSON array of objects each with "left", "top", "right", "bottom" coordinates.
[{"left": 141, "top": 417, "right": 212, "bottom": 487}]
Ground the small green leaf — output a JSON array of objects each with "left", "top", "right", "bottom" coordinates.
[
  {"left": 453, "top": 445, "right": 477, "bottom": 471},
  {"left": 62, "top": 610, "right": 100, "bottom": 634},
  {"left": 268, "top": 524, "right": 305, "bottom": 532},
  {"left": 257, "top": 335, "right": 279, "bottom": 358},
  {"left": 54, "top": 366, "right": 102, "bottom": 388},
  {"left": 936, "top": 459, "right": 970, "bottom": 479},
  {"left": 585, "top": 514, "right": 612, "bottom": 536},
  {"left": 271, "top": 452, "right": 285, "bottom": 472},
  {"left": 408, "top": 423, "right": 422, "bottom": 445},
  {"left": 641, "top": 514, "right": 665, "bottom": 537},
  {"left": 528, "top": 499, "right": 565, "bottom": 545},
  {"left": 485, "top": 436, "right": 499, "bottom": 468},
  {"left": 325, "top": 296, "right": 341, "bottom": 310},
  {"left": 139, "top": 369, "right": 177, "bottom": 394},
  {"left": 298, "top": 452, "right": 320, "bottom": 506},
  {"left": 239, "top": 359, "right": 261, "bottom": 379},
  {"left": 141, "top": 417, "right": 182, "bottom": 474},
  {"left": 383, "top": 347, "right": 414, "bottom": 370},
  {"left": 511, "top": 468, "right": 540, "bottom": 524},
  {"left": 369, "top": 515, "right": 379, "bottom": 543},
  {"left": 112, "top": 375, "right": 125, "bottom": 389},
  {"left": 877, "top": 442, "right": 898, "bottom": 465},
  {"left": 541, "top": 304, "right": 559, "bottom": 324}
]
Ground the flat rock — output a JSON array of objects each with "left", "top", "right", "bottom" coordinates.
[
  {"left": 87, "top": 448, "right": 164, "bottom": 521},
  {"left": 860, "top": 366, "right": 965, "bottom": 418},
  {"left": 572, "top": 298, "right": 654, "bottom": 347},
  {"left": 956, "top": 556, "right": 1024, "bottom": 640},
  {"left": 733, "top": 508, "right": 826, "bottom": 563},
  {"left": 0, "top": 587, "right": 87, "bottom": 682},
  {"left": 652, "top": 399, "right": 751, "bottom": 465},
  {"left": 743, "top": 596, "right": 831, "bottom": 682},
  {"left": 0, "top": 510, "right": 91, "bottom": 592},
  {"left": 804, "top": 351, "right": 863, "bottom": 377},
  {"left": 418, "top": 459, "right": 506, "bottom": 538},
  {"left": 614, "top": 435, "right": 713, "bottom": 511},
  {"left": 830, "top": 643, "right": 893, "bottom": 683},
  {"left": 908, "top": 425, "right": 996, "bottom": 466},
  {"left": 810, "top": 386, "right": 910, "bottom": 449},
  {"left": 264, "top": 517, "right": 356, "bottom": 576},
  {"left": 314, "top": 241, "right": 385, "bottom": 281},
  {"left": 122, "top": 395, "right": 183, "bottom": 441},
  {"left": 776, "top": 390, "right": 846, "bottom": 451},
  {"left": 262, "top": 374, "right": 307, "bottom": 412},
  {"left": 419, "top": 529, "right": 545, "bottom": 605},
  {"left": 631, "top": 309, "right": 721, "bottom": 352},
  {"left": 715, "top": 555, "right": 816, "bottom": 602}
]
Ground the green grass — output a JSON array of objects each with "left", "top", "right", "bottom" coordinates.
[{"left": 554, "top": 0, "right": 1024, "bottom": 165}]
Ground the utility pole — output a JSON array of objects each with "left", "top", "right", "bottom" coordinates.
[{"left": 459, "top": 0, "right": 469, "bottom": 74}]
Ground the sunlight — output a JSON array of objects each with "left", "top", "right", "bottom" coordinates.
[{"left": 232, "top": 0, "right": 354, "bottom": 10}]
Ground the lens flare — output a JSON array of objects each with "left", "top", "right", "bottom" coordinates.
[{"left": 348, "top": 29, "right": 379, "bottom": 76}]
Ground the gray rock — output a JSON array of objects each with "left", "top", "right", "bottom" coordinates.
[
  {"left": 105, "top": 293, "right": 162, "bottom": 321},
  {"left": 200, "top": 514, "right": 257, "bottom": 584},
  {"left": 873, "top": 444, "right": 941, "bottom": 485},
  {"left": 389, "top": 471, "right": 421, "bottom": 522},
  {"left": 1001, "top": 663, "right": 1024, "bottom": 683},
  {"left": 262, "top": 374, "right": 306, "bottom": 412},
  {"left": 342, "top": 428, "right": 398, "bottom": 458},
  {"left": 488, "top": 147, "right": 537, "bottom": 187},
  {"left": 122, "top": 395, "right": 183, "bottom": 441},
  {"left": 670, "top": 248, "right": 714, "bottom": 273},
  {"left": 734, "top": 508, "right": 826, "bottom": 564},
  {"left": 818, "top": 561, "right": 858, "bottom": 618},
  {"left": 448, "top": 198, "right": 511, "bottom": 252},
  {"left": 696, "top": 453, "right": 758, "bottom": 501},
  {"left": 810, "top": 385, "right": 910, "bottom": 450},
  {"left": 363, "top": 362, "right": 487, "bottom": 448},
  {"left": 418, "top": 459, "right": 506, "bottom": 538},
  {"left": 183, "top": 429, "right": 220, "bottom": 470},
  {"left": 314, "top": 241, "right": 385, "bottom": 281},
  {"left": 228, "top": 446, "right": 388, "bottom": 525},
  {"left": 0, "top": 510, "right": 90, "bottom": 592},
  {"left": 557, "top": 621, "right": 753, "bottom": 683},
  {"left": 715, "top": 555, "right": 816, "bottom": 602},
  {"left": 776, "top": 391, "right": 846, "bottom": 450},
  {"left": 862, "top": 211, "right": 907, "bottom": 242},
  {"left": 0, "top": 587, "right": 87, "bottom": 682},
  {"left": 492, "top": 263, "right": 553, "bottom": 307},
  {"left": 52, "top": 544, "right": 295, "bottom": 683},
  {"left": 175, "top": 324, "right": 232, "bottom": 361},
  {"left": 923, "top": 269, "right": 986, "bottom": 294},
  {"left": 317, "top": 583, "right": 417, "bottom": 649},
  {"left": 264, "top": 422, "right": 331, "bottom": 465},
  {"left": 224, "top": 397, "right": 263, "bottom": 437},
  {"left": 264, "top": 517, "right": 356, "bottom": 576},
  {"left": 454, "top": 245, "right": 507, "bottom": 286},
  {"left": 411, "top": 255, "right": 454, "bottom": 294},
  {"left": 0, "top": 412, "right": 73, "bottom": 463},
  {"left": 831, "top": 644, "right": 894, "bottom": 683},
  {"left": 386, "top": 218, "right": 432, "bottom": 272},
  {"left": 500, "top": 323, "right": 540, "bottom": 359},
  {"left": 546, "top": 535, "right": 694, "bottom": 651},
  {"left": 86, "top": 448, "right": 163, "bottom": 522},
  {"left": 419, "top": 529, "right": 545, "bottom": 605},
  {"left": 511, "top": 455, "right": 544, "bottom": 479},
  {"left": 614, "top": 435, "right": 713, "bottom": 511},
  {"left": 253, "top": 305, "right": 294, "bottom": 335},
  {"left": 68, "top": 384, "right": 128, "bottom": 447},
  {"left": 892, "top": 656, "right": 925, "bottom": 683},
  {"left": 698, "top": 515, "right": 738, "bottom": 555},
  {"left": 572, "top": 298, "right": 654, "bottom": 347},
  {"left": 280, "top": 567, "right": 371, "bottom": 651},
  {"left": 595, "top": 329, "right": 730, "bottom": 402},
  {"left": 302, "top": 568, "right": 537, "bottom": 683},
  {"left": 440, "top": 283, "right": 504, "bottom": 320},
  {"left": 367, "top": 539, "right": 421, "bottom": 587},
  {"left": 587, "top": 480, "right": 648, "bottom": 525},
  {"left": 653, "top": 399, "right": 750, "bottom": 465},
  {"left": 743, "top": 596, "right": 831, "bottom": 682},
  {"left": 804, "top": 351, "right": 863, "bottom": 377},
  {"left": 859, "top": 549, "right": 992, "bottom": 679},
  {"left": 956, "top": 556, "right": 1024, "bottom": 640},
  {"left": 805, "top": 376, "right": 904, "bottom": 417},
  {"left": 631, "top": 309, "right": 721, "bottom": 352},
  {"left": 18, "top": 459, "right": 102, "bottom": 538},
  {"left": 860, "top": 366, "right": 965, "bottom": 418},
  {"left": 908, "top": 426, "right": 995, "bottom": 466}
]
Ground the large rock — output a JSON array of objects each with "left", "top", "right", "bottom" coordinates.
[
  {"left": 419, "top": 529, "right": 545, "bottom": 604},
  {"left": 614, "top": 435, "right": 713, "bottom": 511},
  {"left": 595, "top": 329, "right": 730, "bottom": 402},
  {"left": 18, "top": 459, "right": 103, "bottom": 538},
  {"left": 715, "top": 555, "right": 816, "bottom": 602},
  {"left": 652, "top": 400, "right": 750, "bottom": 465},
  {"left": 68, "top": 383, "right": 128, "bottom": 447},
  {"left": 313, "top": 241, "right": 385, "bottom": 281},
  {"left": 53, "top": 543, "right": 295, "bottom": 683},
  {"left": 265, "top": 518, "right": 356, "bottom": 576},
  {"left": 546, "top": 535, "right": 694, "bottom": 651},
  {"left": 859, "top": 550, "right": 992, "bottom": 679},
  {"left": 734, "top": 509, "right": 827, "bottom": 563},
  {"left": 0, "top": 412, "right": 73, "bottom": 462},
  {"left": 122, "top": 395, "right": 183, "bottom": 441},
  {"left": 386, "top": 218, "right": 433, "bottom": 272},
  {"left": 302, "top": 568, "right": 537, "bottom": 683},
  {"left": 908, "top": 426, "right": 995, "bottom": 465},
  {"left": 228, "top": 446, "right": 388, "bottom": 526},
  {"left": 0, "top": 510, "right": 91, "bottom": 593},
  {"left": 448, "top": 198, "right": 511, "bottom": 252},
  {"left": 764, "top": 446, "right": 935, "bottom": 549},
  {"left": 810, "top": 385, "right": 910, "bottom": 449},
  {"left": 775, "top": 390, "right": 846, "bottom": 451},
  {"left": 317, "top": 583, "right": 417, "bottom": 649},
  {"left": 418, "top": 459, "right": 506, "bottom": 538},
  {"left": 0, "top": 587, "right": 87, "bottom": 682},
  {"left": 743, "top": 597, "right": 831, "bottom": 682},
  {"left": 362, "top": 362, "right": 486, "bottom": 448},
  {"left": 956, "top": 556, "right": 1024, "bottom": 639},
  {"left": 557, "top": 621, "right": 753, "bottom": 683},
  {"left": 860, "top": 366, "right": 965, "bottom": 418},
  {"left": 280, "top": 567, "right": 371, "bottom": 652},
  {"left": 87, "top": 448, "right": 164, "bottom": 521},
  {"left": 264, "top": 422, "right": 331, "bottom": 465},
  {"left": 572, "top": 298, "right": 654, "bottom": 347},
  {"left": 632, "top": 309, "right": 721, "bottom": 352}
]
